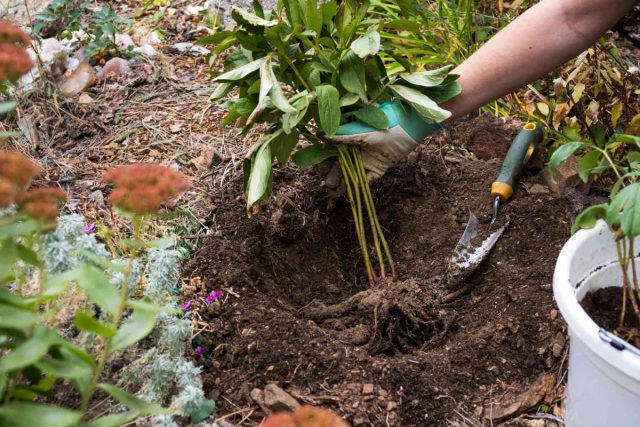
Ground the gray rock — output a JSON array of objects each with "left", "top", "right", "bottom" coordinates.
[
  {"left": 167, "top": 42, "right": 211, "bottom": 56},
  {"left": 96, "top": 58, "right": 133, "bottom": 81},
  {"left": 263, "top": 384, "right": 301, "bottom": 412}
]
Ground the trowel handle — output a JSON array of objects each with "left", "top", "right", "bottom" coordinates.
[{"left": 491, "top": 123, "right": 543, "bottom": 202}]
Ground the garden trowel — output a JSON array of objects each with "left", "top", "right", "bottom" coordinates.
[{"left": 447, "top": 123, "right": 543, "bottom": 286}]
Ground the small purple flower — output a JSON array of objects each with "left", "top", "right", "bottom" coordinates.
[
  {"left": 194, "top": 346, "right": 206, "bottom": 356},
  {"left": 84, "top": 223, "right": 96, "bottom": 234},
  {"left": 205, "top": 290, "right": 223, "bottom": 304},
  {"left": 181, "top": 300, "right": 193, "bottom": 311}
]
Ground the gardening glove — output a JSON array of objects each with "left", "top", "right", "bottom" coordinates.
[{"left": 327, "top": 100, "right": 442, "bottom": 182}]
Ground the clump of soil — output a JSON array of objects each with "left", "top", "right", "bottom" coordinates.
[
  {"left": 185, "top": 127, "right": 572, "bottom": 426},
  {"left": 582, "top": 287, "right": 640, "bottom": 348}
]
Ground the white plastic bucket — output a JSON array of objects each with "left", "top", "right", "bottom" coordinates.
[{"left": 554, "top": 220, "right": 640, "bottom": 426}]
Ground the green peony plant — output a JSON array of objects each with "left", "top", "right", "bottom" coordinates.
[{"left": 203, "top": 0, "right": 459, "bottom": 282}]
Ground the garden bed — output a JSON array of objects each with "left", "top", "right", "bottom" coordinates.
[{"left": 185, "top": 123, "right": 574, "bottom": 426}]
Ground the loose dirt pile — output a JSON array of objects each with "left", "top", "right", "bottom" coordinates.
[{"left": 185, "top": 123, "right": 575, "bottom": 426}]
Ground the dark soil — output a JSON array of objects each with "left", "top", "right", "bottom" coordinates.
[
  {"left": 582, "top": 287, "right": 640, "bottom": 348},
  {"left": 185, "top": 130, "right": 573, "bottom": 426}
]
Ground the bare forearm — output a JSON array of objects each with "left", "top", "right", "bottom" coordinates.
[{"left": 443, "top": 0, "right": 637, "bottom": 120}]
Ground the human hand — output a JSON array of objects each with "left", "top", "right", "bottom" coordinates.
[{"left": 325, "top": 100, "right": 442, "bottom": 183}]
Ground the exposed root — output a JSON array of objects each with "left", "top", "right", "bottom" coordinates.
[{"left": 307, "top": 279, "right": 444, "bottom": 354}]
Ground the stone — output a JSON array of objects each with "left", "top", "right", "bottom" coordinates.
[
  {"left": 115, "top": 34, "right": 135, "bottom": 51},
  {"left": 38, "top": 38, "right": 68, "bottom": 76},
  {"left": 133, "top": 44, "right": 158, "bottom": 57},
  {"left": 353, "top": 416, "right": 368, "bottom": 426},
  {"left": 167, "top": 42, "right": 211, "bottom": 56},
  {"left": 88, "top": 190, "right": 105, "bottom": 208},
  {"left": 59, "top": 62, "right": 96, "bottom": 97},
  {"left": 65, "top": 57, "right": 80, "bottom": 73},
  {"left": 386, "top": 401, "right": 398, "bottom": 411},
  {"left": 362, "top": 383, "right": 374, "bottom": 395},
  {"left": 96, "top": 58, "right": 133, "bottom": 81},
  {"left": 250, "top": 388, "right": 269, "bottom": 413},
  {"left": 185, "top": 5, "right": 205, "bottom": 15},
  {"left": 542, "top": 155, "right": 583, "bottom": 195},
  {"left": 528, "top": 184, "right": 549, "bottom": 194},
  {"left": 77, "top": 93, "right": 93, "bottom": 104},
  {"left": 262, "top": 384, "right": 301, "bottom": 412}
]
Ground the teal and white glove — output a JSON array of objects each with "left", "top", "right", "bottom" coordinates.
[{"left": 329, "top": 100, "right": 442, "bottom": 181}]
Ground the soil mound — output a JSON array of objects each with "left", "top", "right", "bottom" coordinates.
[{"left": 185, "top": 138, "right": 572, "bottom": 425}]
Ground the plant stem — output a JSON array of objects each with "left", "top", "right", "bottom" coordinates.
[
  {"left": 80, "top": 216, "right": 142, "bottom": 415},
  {"left": 616, "top": 238, "right": 640, "bottom": 328},
  {"left": 352, "top": 147, "right": 396, "bottom": 278},
  {"left": 349, "top": 148, "right": 385, "bottom": 278},
  {"left": 338, "top": 148, "right": 375, "bottom": 283},
  {"left": 628, "top": 238, "right": 640, "bottom": 324},
  {"left": 616, "top": 240, "right": 628, "bottom": 328}
]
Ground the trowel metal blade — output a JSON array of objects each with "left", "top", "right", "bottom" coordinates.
[{"left": 451, "top": 214, "right": 508, "bottom": 272}]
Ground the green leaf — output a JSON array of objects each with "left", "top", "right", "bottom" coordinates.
[
  {"left": 98, "top": 383, "right": 170, "bottom": 414},
  {"left": 213, "top": 57, "right": 267, "bottom": 82},
  {"left": 236, "top": 31, "right": 269, "bottom": 51},
  {"left": 253, "top": 0, "right": 265, "bottom": 17},
  {"left": 339, "top": 52, "right": 367, "bottom": 100},
  {"left": 384, "top": 19, "right": 421, "bottom": 33},
  {"left": 243, "top": 158, "right": 251, "bottom": 193},
  {"left": 282, "top": 0, "right": 302, "bottom": 26},
  {"left": 548, "top": 141, "right": 588, "bottom": 181},
  {"left": 0, "top": 402, "right": 82, "bottom": 427},
  {"left": 0, "top": 101, "right": 17, "bottom": 114},
  {"left": 578, "top": 150, "right": 602, "bottom": 183},
  {"left": 320, "top": 1, "right": 337, "bottom": 24},
  {"left": 292, "top": 145, "right": 338, "bottom": 168},
  {"left": 610, "top": 183, "right": 640, "bottom": 237},
  {"left": 75, "top": 265, "right": 120, "bottom": 315},
  {"left": 389, "top": 85, "right": 451, "bottom": 122},
  {"left": 572, "top": 204, "right": 608, "bottom": 234},
  {"left": 0, "top": 302, "right": 39, "bottom": 330},
  {"left": 15, "top": 244, "right": 40, "bottom": 267},
  {"left": 41, "top": 269, "right": 79, "bottom": 300},
  {"left": 74, "top": 312, "right": 117, "bottom": 337},
  {"left": 400, "top": 65, "right": 453, "bottom": 87},
  {"left": 0, "top": 287, "right": 35, "bottom": 308},
  {"left": 210, "top": 83, "right": 234, "bottom": 101},
  {"left": 352, "top": 105, "right": 389, "bottom": 130},
  {"left": 0, "top": 327, "right": 57, "bottom": 372},
  {"left": 271, "top": 130, "right": 299, "bottom": 165},
  {"left": 0, "top": 239, "right": 16, "bottom": 283},
  {"left": 265, "top": 59, "right": 296, "bottom": 114},
  {"left": 421, "top": 81, "right": 462, "bottom": 104},
  {"left": 589, "top": 124, "right": 607, "bottom": 148},
  {"left": 316, "top": 85, "right": 341, "bottom": 136},
  {"left": 0, "top": 131, "right": 22, "bottom": 139},
  {"left": 350, "top": 28, "right": 380, "bottom": 58},
  {"left": 0, "top": 219, "right": 39, "bottom": 238},
  {"left": 85, "top": 411, "right": 138, "bottom": 427},
  {"left": 231, "top": 6, "right": 278, "bottom": 27},
  {"left": 196, "top": 31, "right": 234, "bottom": 45},
  {"left": 283, "top": 93, "right": 310, "bottom": 134},
  {"left": 339, "top": 93, "right": 360, "bottom": 107},
  {"left": 110, "top": 305, "right": 159, "bottom": 352},
  {"left": 78, "top": 250, "right": 126, "bottom": 272},
  {"left": 235, "top": 98, "right": 258, "bottom": 118},
  {"left": 624, "top": 191, "right": 640, "bottom": 237},
  {"left": 246, "top": 143, "right": 272, "bottom": 207},
  {"left": 35, "top": 348, "right": 94, "bottom": 380},
  {"left": 190, "top": 399, "right": 216, "bottom": 423},
  {"left": 303, "top": 0, "right": 322, "bottom": 35},
  {"left": 125, "top": 298, "right": 167, "bottom": 313}
]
